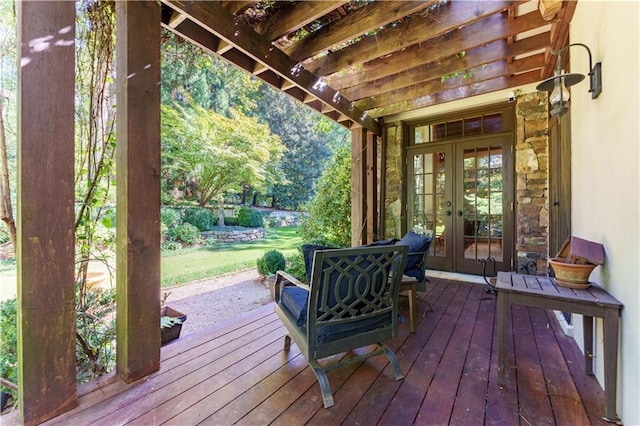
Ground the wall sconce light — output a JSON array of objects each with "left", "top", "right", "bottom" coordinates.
[{"left": 536, "top": 43, "right": 602, "bottom": 117}]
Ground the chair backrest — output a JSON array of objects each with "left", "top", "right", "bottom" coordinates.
[
  {"left": 396, "top": 230, "right": 433, "bottom": 283},
  {"left": 306, "top": 245, "right": 408, "bottom": 359}
]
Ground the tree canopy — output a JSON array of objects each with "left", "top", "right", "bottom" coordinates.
[{"left": 161, "top": 102, "right": 285, "bottom": 207}]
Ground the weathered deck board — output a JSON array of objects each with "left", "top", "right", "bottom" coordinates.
[{"left": 27, "top": 278, "right": 608, "bottom": 426}]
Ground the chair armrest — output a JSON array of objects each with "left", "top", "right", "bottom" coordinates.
[{"left": 274, "top": 270, "right": 309, "bottom": 302}]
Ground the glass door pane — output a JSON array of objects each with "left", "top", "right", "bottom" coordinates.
[
  {"left": 456, "top": 136, "right": 513, "bottom": 275},
  {"left": 408, "top": 145, "right": 453, "bottom": 270}
]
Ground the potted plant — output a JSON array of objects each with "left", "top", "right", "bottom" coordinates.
[
  {"left": 257, "top": 249, "right": 286, "bottom": 298},
  {"left": 160, "top": 293, "right": 187, "bottom": 346}
]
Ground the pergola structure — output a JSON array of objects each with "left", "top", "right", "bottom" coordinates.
[{"left": 17, "top": 1, "right": 573, "bottom": 424}]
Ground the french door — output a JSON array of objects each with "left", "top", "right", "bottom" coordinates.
[{"left": 408, "top": 136, "right": 513, "bottom": 275}]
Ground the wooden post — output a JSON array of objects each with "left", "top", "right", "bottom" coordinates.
[
  {"left": 17, "top": 2, "right": 77, "bottom": 424},
  {"left": 351, "top": 128, "right": 367, "bottom": 246},
  {"left": 366, "top": 131, "right": 377, "bottom": 243},
  {"left": 115, "top": 1, "right": 162, "bottom": 382}
]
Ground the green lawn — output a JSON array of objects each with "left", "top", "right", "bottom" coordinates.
[{"left": 161, "top": 226, "right": 302, "bottom": 287}]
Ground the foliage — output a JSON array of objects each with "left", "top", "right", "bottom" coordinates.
[
  {"left": 73, "top": 0, "right": 118, "bottom": 383},
  {"left": 255, "top": 86, "right": 349, "bottom": 209},
  {"left": 286, "top": 250, "right": 306, "bottom": 282},
  {"left": 160, "top": 316, "right": 183, "bottom": 329},
  {"left": 161, "top": 240, "right": 182, "bottom": 251},
  {"left": 161, "top": 207, "right": 182, "bottom": 229},
  {"left": 0, "top": 1, "right": 17, "bottom": 250},
  {"left": 224, "top": 216, "right": 239, "bottom": 226},
  {"left": 170, "top": 223, "right": 200, "bottom": 245},
  {"left": 161, "top": 31, "right": 261, "bottom": 114},
  {"left": 0, "top": 298, "right": 17, "bottom": 397},
  {"left": 183, "top": 207, "right": 214, "bottom": 232},
  {"left": 300, "top": 145, "right": 352, "bottom": 248},
  {"left": 161, "top": 102, "right": 285, "bottom": 207},
  {"left": 256, "top": 249, "right": 286, "bottom": 276},
  {"left": 75, "top": 286, "right": 116, "bottom": 383},
  {"left": 237, "top": 207, "right": 264, "bottom": 228}
]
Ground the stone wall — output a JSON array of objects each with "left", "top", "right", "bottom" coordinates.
[
  {"left": 201, "top": 228, "right": 265, "bottom": 243},
  {"left": 383, "top": 122, "right": 404, "bottom": 238},
  {"left": 514, "top": 92, "right": 550, "bottom": 274}
]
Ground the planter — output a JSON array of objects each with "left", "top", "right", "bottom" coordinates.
[
  {"left": 161, "top": 306, "right": 187, "bottom": 345},
  {"left": 548, "top": 257, "right": 597, "bottom": 289}
]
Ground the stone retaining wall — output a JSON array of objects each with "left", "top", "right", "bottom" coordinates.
[{"left": 202, "top": 228, "right": 265, "bottom": 243}]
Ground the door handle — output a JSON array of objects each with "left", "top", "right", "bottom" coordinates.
[
  {"left": 457, "top": 210, "right": 463, "bottom": 217},
  {"left": 446, "top": 210, "right": 452, "bottom": 216}
]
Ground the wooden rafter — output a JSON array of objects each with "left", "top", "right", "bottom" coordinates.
[
  {"left": 158, "top": 0, "right": 573, "bottom": 128},
  {"left": 161, "top": 0, "right": 380, "bottom": 134},
  {"left": 254, "top": 1, "right": 349, "bottom": 42},
  {"left": 305, "top": 1, "right": 513, "bottom": 76}
]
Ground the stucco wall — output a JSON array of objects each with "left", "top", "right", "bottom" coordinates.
[{"left": 569, "top": 2, "right": 639, "bottom": 423}]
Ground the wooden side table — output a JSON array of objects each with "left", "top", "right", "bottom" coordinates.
[{"left": 496, "top": 272, "right": 623, "bottom": 422}]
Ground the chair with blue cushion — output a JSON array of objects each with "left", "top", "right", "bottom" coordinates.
[
  {"left": 395, "top": 230, "right": 434, "bottom": 314},
  {"left": 273, "top": 244, "right": 408, "bottom": 408}
]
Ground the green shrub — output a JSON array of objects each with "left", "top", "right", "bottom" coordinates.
[
  {"left": 0, "top": 298, "right": 17, "bottom": 398},
  {"left": 224, "top": 216, "right": 239, "bottom": 226},
  {"left": 161, "top": 207, "right": 182, "bottom": 229},
  {"left": 183, "top": 207, "right": 214, "bottom": 231},
  {"left": 256, "top": 249, "right": 286, "bottom": 276},
  {"left": 286, "top": 251, "right": 306, "bottom": 282},
  {"left": 170, "top": 223, "right": 201, "bottom": 245},
  {"left": 237, "top": 207, "right": 264, "bottom": 228},
  {"left": 161, "top": 240, "right": 182, "bottom": 251}
]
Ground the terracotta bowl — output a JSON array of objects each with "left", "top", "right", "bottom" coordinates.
[{"left": 548, "top": 257, "right": 596, "bottom": 289}]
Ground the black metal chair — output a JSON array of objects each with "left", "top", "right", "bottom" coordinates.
[{"left": 273, "top": 245, "right": 408, "bottom": 408}]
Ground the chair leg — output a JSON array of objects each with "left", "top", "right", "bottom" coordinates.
[
  {"left": 309, "top": 360, "right": 334, "bottom": 408},
  {"left": 284, "top": 335, "right": 291, "bottom": 350},
  {"left": 380, "top": 343, "right": 404, "bottom": 380}
]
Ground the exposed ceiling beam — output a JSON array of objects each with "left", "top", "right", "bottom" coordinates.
[
  {"left": 369, "top": 70, "right": 541, "bottom": 118},
  {"left": 305, "top": 1, "right": 513, "bottom": 76},
  {"left": 283, "top": 1, "right": 435, "bottom": 62},
  {"left": 161, "top": 0, "right": 380, "bottom": 134},
  {"left": 341, "top": 32, "right": 548, "bottom": 102},
  {"left": 355, "top": 55, "right": 545, "bottom": 110},
  {"left": 254, "top": 1, "right": 349, "bottom": 42},
  {"left": 325, "top": 10, "right": 548, "bottom": 90}
]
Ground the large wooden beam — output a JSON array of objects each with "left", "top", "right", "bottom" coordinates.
[
  {"left": 161, "top": 0, "right": 380, "bottom": 135},
  {"left": 284, "top": 1, "right": 434, "bottom": 63},
  {"left": 366, "top": 131, "right": 377, "bottom": 244},
  {"left": 351, "top": 128, "right": 367, "bottom": 247},
  {"left": 370, "top": 70, "right": 541, "bottom": 118},
  {"left": 115, "top": 0, "right": 162, "bottom": 383},
  {"left": 17, "top": 2, "right": 77, "bottom": 424},
  {"left": 254, "top": 1, "right": 348, "bottom": 42}
]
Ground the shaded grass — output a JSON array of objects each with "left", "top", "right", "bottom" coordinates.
[{"left": 161, "top": 226, "right": 302, "bottom": 287}]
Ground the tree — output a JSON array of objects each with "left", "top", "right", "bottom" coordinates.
[
  {"left": 161, "top": 31, "right": 261, "bottom": 115},
  {"left": 300, "top": 145, "right": 352, "bottom": 248},
  {"left": 0, "top": 0, "right": 16, "bottom": 249},
  {"left": 161, "top": 103, "right": 285, "bottom": 214},
  {"left": 255, "top": 86, "right": 349, "bottom": 209}
]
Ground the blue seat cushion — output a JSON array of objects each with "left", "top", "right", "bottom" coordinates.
[
  {"left": 280, "top": 285, "right": 392, "bottom": 344},
  {"left": 281, "top": 285, "right": 309, "bottom": 327},
  {"left": 396, "top": 231, "right": 432, "bottom": 272},
  {"left": 403, "top": 266, "right": 425, "bottom": 282}
]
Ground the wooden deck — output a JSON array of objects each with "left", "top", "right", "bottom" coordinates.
[{"left": 29, "top": 278, "right": 607, "bottom": 425}]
